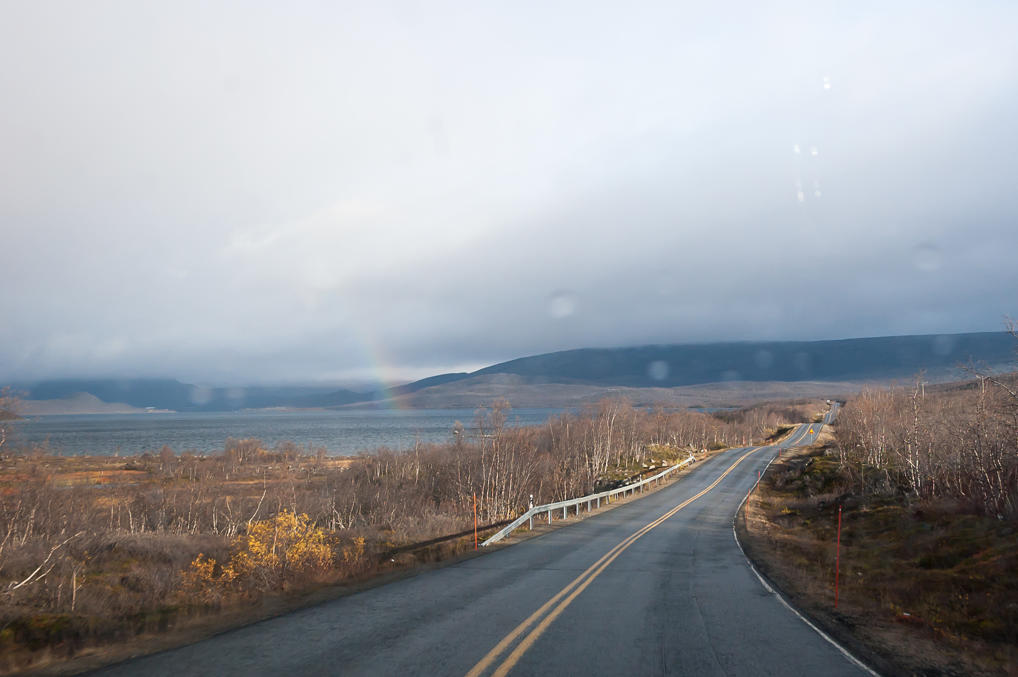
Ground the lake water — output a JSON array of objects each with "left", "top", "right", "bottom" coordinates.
[{"left": 9, "top": 408, "right": 565, "bottom": 457}]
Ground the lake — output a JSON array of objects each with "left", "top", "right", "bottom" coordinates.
[{"left": 9, "top": 408, "right": 565, "bottom": 457}]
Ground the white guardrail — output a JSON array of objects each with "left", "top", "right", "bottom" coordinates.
[{"left": 482, "top": 452, "right": 697, "bottom": 546}]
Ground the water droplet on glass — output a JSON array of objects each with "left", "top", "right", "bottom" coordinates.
[
  {"left": 932, "top": 334, "right": 956, "bottom": 357},
  {"left": 810, "top": 146, "right": 819, "bottom": 157},
  {"left": 822, "top": 75, "right": 831, "bottom": 90},
  {"left": 793, "top": 144, "right": 801, "bottom": 155},
  {"left": 547, "top": 291, "right": 578, "bottom": 319},
  {"left": 797, "top": 191, "right": 806, "bottom": 203},
  {"left": 647, "top": 361, "right": 669, "bottom": 381},
  {"left": 656, "top": 272, "right": 678, "bottom": 297},
  {"left": 814, "top": 190, "right": 822, "bottom": 198},
  {"left": 913, "top": 242, "right": 942, "bottom": 272},
  {"left": 721, "top": 370, "right": 741, "bottom": 382},
  {"left": 754, "top": 350, "right": 774, "bottom": 369},
  {"left": 189, "top": 386, "right": 213, "bottom": 405},
  {"left": 793, "top": 352, "right": 812, "bottom": 374}
]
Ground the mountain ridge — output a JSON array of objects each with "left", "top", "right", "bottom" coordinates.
[{"left": 10, "top": 331, "right": 1015, "bottom": 412}]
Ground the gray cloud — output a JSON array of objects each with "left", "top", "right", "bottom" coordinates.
[{"left": 1, "top": 2, "right": 1016, "bottom": 385}]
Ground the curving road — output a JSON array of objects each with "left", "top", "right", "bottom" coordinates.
[{"left": 97, "top": 405, "right": 872, "bottom": 676}]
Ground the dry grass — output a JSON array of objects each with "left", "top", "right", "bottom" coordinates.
[
  {"left": 0, "top": 398, "right": 818, "bottom": 673},
  {"left": 739, "top": 443, "right": 1018, "bottom": 676}
]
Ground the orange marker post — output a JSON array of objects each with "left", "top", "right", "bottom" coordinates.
[{"left": 835, "top": 505, "right": 842, "bottom": 608}]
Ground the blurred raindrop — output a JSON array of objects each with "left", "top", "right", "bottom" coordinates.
[
  {"left": 189, "top": 386, "right": 213, "bottom": 405},
  {"left": 797, "top": 190, "right": 806, "bottom": 203},
  {"left": 721, "top": 370, "right": 741, "bottom": 382},
  {"left": 810, "top": 146, "right": 819, "bottom": 157},
  {"left": 656, "top": 272, "right": 678, "bottom": 297},
  {"left": 226, "top": 387, "right": 246, "bottom": 407},
  {"left": 547, "top": 291, "right": 578, "bottom": 319},
  {"left": 793, "top": 351, "right": 813, "bottom": 375},
  {"left": 793, "top": 144, "right": 801, "bottom": 155},
  {"left": 913, "top": 242, "right": 942, "bottom": 272},
  {"left": 647, "top": 361, "right": 670, "bottom": 381},
  {"left": 823, "top": 75, "right": 831, "bottom": 90},
  {"left": 932, "top": 334, "right": 956, "bottom": 357},
  {"left": 754, "top": 349, "right": 774, "bottom": 369}
]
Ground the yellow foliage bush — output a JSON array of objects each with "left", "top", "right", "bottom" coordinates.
[
  {"left": 181, "top": 511, "right": 333, "bottom": 597},
  {"left": 232, "top": 510, "right": 332, "bottom": 585},
  {"left": 342, "top": 536, "right": 366, "bottom": 566},
  {"left": 180, "top": 554, "right": 237, "bottom": 603}
]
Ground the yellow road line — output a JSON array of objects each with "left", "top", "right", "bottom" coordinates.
[{"left": 467, "top": 446, "right": 763, "bottom": 677}]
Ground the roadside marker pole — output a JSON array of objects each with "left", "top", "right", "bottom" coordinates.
[
  {"left": 835, "top": 505, "right": 842, "bottom": 608},
  {"left": 474, "top": 493, "right": 478, "bottom": 550}
]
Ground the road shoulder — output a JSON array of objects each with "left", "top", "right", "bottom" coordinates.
[{"left": 736, "top": 439, "right": 1017, "bottom": 676}]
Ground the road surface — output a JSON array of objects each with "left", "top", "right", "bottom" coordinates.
[{"left": 98, "top": 406, "right": 871, "bottom": 676}]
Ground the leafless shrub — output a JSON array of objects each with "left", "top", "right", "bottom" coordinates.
[
  {"left": 0, "top": 395, "right": 812, "bottom": 661},
  {"left": 835, "top": 372, "right": 1018, "bottom": 518}
]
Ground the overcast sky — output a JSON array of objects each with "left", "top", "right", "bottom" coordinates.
[{"left": 2, "top": 2, "right": 1016, "bottom": 386}]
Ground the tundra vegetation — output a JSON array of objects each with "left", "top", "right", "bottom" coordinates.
[
  {"left": 0, "top": 388, "right": 18, "bottom": 458},
  {"left": 0, "top": 396, "right": 816, "bottom": 671},
  {"left": 740, "top": 367, "right": 1018, "bottom": 675}
]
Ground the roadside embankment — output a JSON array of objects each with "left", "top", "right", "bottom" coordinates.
[{"left": 737, "top": 432, "right": 1018, "bottom": 676}]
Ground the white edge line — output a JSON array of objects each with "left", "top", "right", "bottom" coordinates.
[{"left": 731, "top": 432, "right": 881, "bottom": 677}]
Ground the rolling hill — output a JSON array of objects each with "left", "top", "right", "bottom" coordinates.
[{"left": 12, "top": 332, "right": 1015, "bottom": 412}]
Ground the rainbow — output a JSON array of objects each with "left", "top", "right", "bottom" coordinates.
[{"left": 348, "top": 325, "right": 411, "bottom": 411}]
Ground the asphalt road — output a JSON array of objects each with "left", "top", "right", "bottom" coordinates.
[{"left": 97, "top": 406, "right": 871, "bottom": 676}]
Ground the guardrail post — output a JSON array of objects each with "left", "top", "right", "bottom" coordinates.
[
  {"left": 529, "top": 513, "right": 533, "bottom": 530},
  {"left": 548, "top": 510, "right": 552, "bottom": 525},
  {"left": 597, "top": 496, "right": 600, "bottom": 508},
  {"left": 563, "top": 506, "right": 567, "bottom": 520}
]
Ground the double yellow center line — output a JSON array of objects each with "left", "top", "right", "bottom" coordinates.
[{"left": 466, "top": 446, "right": 763, "bottom": 677}]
